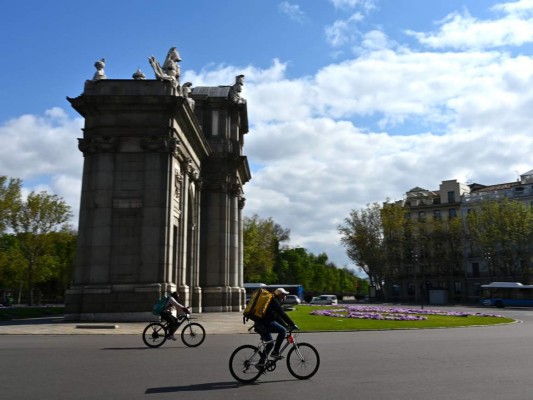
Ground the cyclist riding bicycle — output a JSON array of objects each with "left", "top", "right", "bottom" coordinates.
[
  {"left": 254, "top": 288, "right": 299, "bottom": 366},
  {"left": 161, "top": 291, "right": 189, "bottom": 341}
]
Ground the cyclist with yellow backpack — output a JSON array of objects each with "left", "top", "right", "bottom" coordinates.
[{"left": 254, "top": 288, "right": 299, "bottom": 366}]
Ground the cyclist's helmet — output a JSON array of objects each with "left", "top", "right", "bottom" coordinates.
[{"left": 274, "top": 288, "right": 289, "bottom": 296}]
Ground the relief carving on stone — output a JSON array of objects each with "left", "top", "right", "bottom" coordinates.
[
  {"left": 174, "top": 167, "right": 183, "bottom": 203},
  {"left": 204, "top": 173, "right": 242, "bottom": 193},
  {"left": 78, "top": 136, "right": 119, "bottom": 154},
  {"left": 140, "top": 136, "right": 179, "bottom": 154},
  {"left": 229, "top": 176, "right": 243, "bottom": 196},
  {"left": 185, "top": 158, "right": 200, "bottom": 182}
]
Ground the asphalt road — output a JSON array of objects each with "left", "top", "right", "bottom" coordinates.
[{"left": 2, "top": 306, "right": 533, "bottom": 400}]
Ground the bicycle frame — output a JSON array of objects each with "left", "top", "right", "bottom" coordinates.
[
  {"left": 229, "top": 327, "right": 320, "bottom": 382},
  {"left": 256, "top": 329, "right": 301, "bottom": 361}
]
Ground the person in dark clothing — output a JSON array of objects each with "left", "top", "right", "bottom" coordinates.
[
  {"left": 255, "top": 288, "right": 299, "bottom": 366},
  {"left": 160, "top": 291, "right": 188, "bottom": 340}
]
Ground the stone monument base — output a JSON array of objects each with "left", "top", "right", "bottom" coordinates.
[{"left": 64, "top": 283, "right": 174, "bottom": 322}]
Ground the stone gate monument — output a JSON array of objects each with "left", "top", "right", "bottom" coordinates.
[{"left": 64, "top": 49, "right": 251, "bottom": 321}]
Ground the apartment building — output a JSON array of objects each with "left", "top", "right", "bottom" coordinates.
[{"left": 392, "top": 169, "right": 533, "bottom": 305}]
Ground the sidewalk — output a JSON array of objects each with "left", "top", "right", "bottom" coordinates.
[{"left": 0, "top": 312, "right": 250, "bottom": 335}]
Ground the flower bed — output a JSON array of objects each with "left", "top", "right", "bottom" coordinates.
[{"left": 310, "top": 305, "right": 503, "bottom": 321}]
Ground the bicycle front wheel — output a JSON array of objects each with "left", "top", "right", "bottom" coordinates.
[
  {"left": 229, "top": 345, "right": 263, "bottom": 383},
  {"left": 181, "top": 322, "right": 206, "bottom": 347},
  {"left": 142, "top": 322, "right": 168, "bottom": 348},
  {"left": 286, "top": 342, "right": 320, "bottom": 379}
]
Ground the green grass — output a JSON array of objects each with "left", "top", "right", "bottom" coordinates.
[
  {"left": 0, "top": 306, "right": 65, "bottom": 321},
  {"left": 286, "top": 305, "right": 515, "bottom": 331}
]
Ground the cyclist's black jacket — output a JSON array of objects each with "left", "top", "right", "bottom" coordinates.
[{"left": 261, "top": 297, "right": 296, "bottom": 328}]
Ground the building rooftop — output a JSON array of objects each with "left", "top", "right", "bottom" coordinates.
[{"left": 191, "top": 86, "right": 232, "bottom": 98}]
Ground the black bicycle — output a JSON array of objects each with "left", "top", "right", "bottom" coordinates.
[
  {"left": 229, "top": 327, "right": 320, "bottom": 383},
  {"left": 142, "top": 312, "right": 206, "bottom": 348}
]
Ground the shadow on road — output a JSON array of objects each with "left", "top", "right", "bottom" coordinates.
[
  {"left": 0, "top": 316, "right": 64, "bottom": 326},
  {"left": 145, "top": 378, "right": 296, "bottom": 393},
  {"left": 145, "top": 379, "right": 294, "bottom": 394},
  {"left": 145, "top": 381, "right": 239, "bottom": 393},
  {"left": 101, "top": 347, "right": 153, "bottom": 351}
]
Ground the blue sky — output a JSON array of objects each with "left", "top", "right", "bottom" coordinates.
[{"left": 1, "top": 0, "right": 532, "bottom": 273}]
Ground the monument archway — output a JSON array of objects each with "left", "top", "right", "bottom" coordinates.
[{"left": 64, "top": 50, "right": 250, "bottom": 321}]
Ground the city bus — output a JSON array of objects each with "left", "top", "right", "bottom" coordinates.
[
  {"left": 243, "top": 283, "right": 304, "bottom": 302},
  {"left": 481, "top": 282, "right": 533, "bottom": 308}
]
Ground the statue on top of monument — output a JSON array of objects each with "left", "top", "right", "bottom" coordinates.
[
  {"left": 148, "top": 47, "right": 182, "bottom": 90},
  {"left": 92, "top": 58, "right": 106, "bottom": 81},
  {"left": 229, "top": 74, "right": 246, "bottom": 104},
  {"left": 182, "top": 82, "right": 195, "bottom": 110}
]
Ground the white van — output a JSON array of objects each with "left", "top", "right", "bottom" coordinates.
[{"left": 310, "top": 295, "right": 338, "bottom": 305}]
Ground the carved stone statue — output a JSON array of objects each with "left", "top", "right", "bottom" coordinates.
[
  {"left": 132, "top": 68, "right": 146, "bottom": 80},
  {"left": 182, "top": 82, "right": 195, "bottom": 110},
  {"left": 229, "top": 74, "right": 246, "bottom": 104},
  {"left": 92, "top": 58, "right": 106, "bottom": 81},
  {"left": 148, "top": 47, "right": 181, "bottom": 89}
]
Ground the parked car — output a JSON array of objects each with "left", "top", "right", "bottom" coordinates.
[
  {"left": 283, "top": 295, "right": 301, "bottom": 306},
  {"left": 310, "top": 295, "right": 338, "bottom": 305}
]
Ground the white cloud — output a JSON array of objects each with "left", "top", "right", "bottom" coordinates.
[
  {"left": 359, "top": 29, "right": 391, "bottom": 50},
  {"left": 325, "top": 12, "right": 365, "bottom": 47},
  {"left": 492, "top": 0, "right": 533, "bottom": 17},
  {"left": 329, "top": 0, "right": 378, "bottom": 12},
  {"left": 406, "top": 3, "right": 533, "bottom": 50},
  {"left": 0, "top": 109, "right": 83, "bottom": 180},
  {"left": 0, "top": 108, "right": 83, "bottom": 225},
  {"left": 278, "top": 2, "right": 306, "bottom": 23}
]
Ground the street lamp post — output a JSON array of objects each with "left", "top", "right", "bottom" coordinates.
[
  {"left": 411, "top": 249, "right": 423, "bottom": 309},
  {"left": 483, "top": 247, "right": 493, "bottom": 277}
]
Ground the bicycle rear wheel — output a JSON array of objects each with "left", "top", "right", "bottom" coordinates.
[
  {"left": 229, "top": 345, "right": 263, "bottom": 383},
  {"left": 286, "top": 342, "right": 320, "bottom": 379},
  {"left": 142, "top": 322, "right": 167, "bottom": 348},
  {"left": 181, "top": 322, "right": 206, "bottom": 347}
]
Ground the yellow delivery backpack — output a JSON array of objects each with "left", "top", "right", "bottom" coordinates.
[{"left": 243, "top": 288, "right": 274, "bottom": 324}]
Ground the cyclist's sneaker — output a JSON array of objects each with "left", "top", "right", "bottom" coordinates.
[
  {"left": 167, "top": 335, "right": 178, "bottom": 341},
  {"left": 270, "top": 352, "right": 284, "bottom": 360},
  {"left": 255, "top": 357, "right": 266, "bottom": 370}
]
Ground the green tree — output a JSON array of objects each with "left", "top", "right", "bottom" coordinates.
[
  {"left": 10, "top": 191, "right": 73, "bottom": 305},
  {"left": 0, "top": 234, "right": 26, "bottom": 299},
  {"left": 338, "top": 203, "right": 388, "bottom": 297},
  {"left": 0, "top": 176, "right": 22, "bottom": 234},
  {"left": 467, "top": 199, "right": 533, "bottom": 282},
  {"left": 278, "top": 247, "right": 363, "bottom": 294},
  {"left": 243, "top": 214, "right": 289, "bottom": 283}
]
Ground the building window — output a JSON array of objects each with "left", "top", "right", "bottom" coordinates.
[
  {"left": 454, "top": 281, "right": 462, "bottom": 294},
  {"left": 433, "top": 210, "right": 441, "bottom": 219},
  {"left": 447, "top": 191, "right": 455, "bottom": 203},
  {"left": 472, "top": 263, "right": 479, "bottom": 277},
  {"left": 418, "top": 211, "right": 425, "bottom": 221},
  {"left": 449, "top": 208, "right": 457, "bottom": 218},
  {"left": 408, "top": 283, "right": 415, "bottom": 295},
  {"left": 211, "top": 110, "right": 219, "bottom": 136}
]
